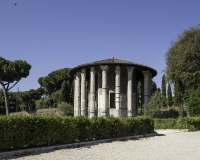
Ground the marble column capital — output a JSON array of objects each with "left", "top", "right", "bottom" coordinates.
[
  {"left": 100, "top": 65, "right": 109, "bottom": 71},
  {"left": 75, "top": 71, "right": 81, "bottom": 77},
  {"left": 142, "top": 70, "right": 152, "bottom": 78},
  {"left": 115, "top": 65, "right": 121, "bottom": 74},
  {"left": 126, "top": 66, "right": 134, "bottom": 72},
  {"left": 81, "top": 68, "right": 86, "bottom": 73},
  {"left": 90, "top": 66, "right": 95, "bottom": 73}
]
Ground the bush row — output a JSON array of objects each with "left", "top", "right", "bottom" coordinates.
[
  {"left": 0, "top": 116, "right": 154, "bottom": 151},
  {"left": 154, "top": 117, "right": 200, "bottom": 131}
]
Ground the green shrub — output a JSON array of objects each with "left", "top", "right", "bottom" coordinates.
[
  {"left": 57, "top": 102, "right": 73, "bottom": 116},
  {"left": 188, "top": 87, "right": 200, "bottom": 116},
  {"left": 154, "top": 117, "right": 200, "bottom": 131},
  {"left": 0, "top": 115, "right": 154, "bottom": 151},
  {"left": 143, "top": 91, "right": 163, "bottom": 117}
]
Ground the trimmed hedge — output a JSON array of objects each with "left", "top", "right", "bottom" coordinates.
[
  {"left": 0, "top": 116, "right": 154, "bottom": 151},
  {"left": 154, "top": 117, "right": 200, "bottom": 131}
]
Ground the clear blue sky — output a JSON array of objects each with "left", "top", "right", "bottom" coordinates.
[{"left": 1, "top": 0, "right": 200, "bottom": 92}]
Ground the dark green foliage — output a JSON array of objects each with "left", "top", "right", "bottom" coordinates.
[
  {"left": 60, "top": 81, "right": 71, "bottom": 103},
  {"left": 137, "top": 80, "right": 158, "bottom": 107},
  {"left": 38, "top": 68, "right": 74, "bottom": 108},
  {"left": 145, "top": 91, "right": 163, "bottom": 118},
  {"left": 167, "top": 83, "right": 173, "bottom": 107},
  {"left": 35, "top": 97, "right": 54, "bottom": 109},
  {"left": 188, "top": 87, "right": 200, "bottom": 116},
  {"left": 174, "top": 80, "right": 184, "bottom": 106},
  {"left": 151, "top": 80, "right": 158, "bottom": 95},
  {"left": 154, "top": 117, "right": 200, "bottom": 131},
  {"left": 18, "top": 88, "right": 44, "bottom": 111},
  {"left": 57, "top": 102, "right": 73, "bottom": 116},
  {"left": 0, "top": 57, "right": 31, "bottom": 115},
  {"left": 0, "top": 89, "right": 20, "bottom": 114},
  {"left": 38, "top": 68, "right": 72, "bottom": 96},
  {"left": 165, "top": 25, "right": 200, "bottom": 100},
  {"left": 161, "top": 74, "right": 167, "bottom": 107},
  {"left": 0, "top": 116, "right": 154, "bottom": 151}
]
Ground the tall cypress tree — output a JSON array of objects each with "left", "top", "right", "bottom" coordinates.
[
  {"left": 161, "top": 74, "right": 167, "bottom": 107},
  {"left": 60, "top": 80, "right": 70, "bottom": 103},
  {"left": 167, "top": 83, "right": 173, "bottom": 107}
]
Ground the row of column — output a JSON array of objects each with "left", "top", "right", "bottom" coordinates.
[{"left": 74, "top": 66, "right": 152, "bottom": 118}]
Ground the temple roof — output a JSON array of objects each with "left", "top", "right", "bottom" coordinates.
[{"left": 69, "top": 57, "right": 157, "bottom": 77}]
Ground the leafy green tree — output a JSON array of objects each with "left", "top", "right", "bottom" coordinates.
[
  {"left": 157, "top": 88, "right": 161, "bottom": 93},
  {"left": 18, "top": 88, "right": 44, "bottom": 111},
  {"left": 137, "top": 80, "right": 158, "bottom": 107},
  {"left": 50, "top": 90, "right": 62, "bottom": 106},
  {"left": 0, "top": 57, "right": 31, "bottom": 115},
  {"left": 35, "top": 97, "right": 54, "bottom": 109},
  {"left": 165, "top": 25, "right": 200, "bottom": 100},
  {"left": 188, "top": 87, "right": 200, "bottom": 116},
  {"left": 161, "top": 74, "right": 167, "bottom": 107},
  {"left": 57, "top": 102, "right": 73, "bottom": 116},
  {"left": 0, "top": 89, "right": 5, "bottom": 113},
  {"left": 0, "top": 89, "right": 20, "bottom": 113},
  {"left": 38, "top": 68, "right": 72, "bottom": 95},
  {"left": 35, "top": 99, "right": 44, "bottom": 109},
  {"left": 167, "top": 83, "right": 173, "bottom": 107},
  {"left": 151, "top": 80, "right": 157, "bottom": 95},
  {"left": 60, "top": 80, "right": 72, "bottom": 103},
  {"left": 144, "top": 91, "right": 163, "bottom": 117}
]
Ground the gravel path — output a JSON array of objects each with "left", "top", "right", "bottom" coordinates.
[{"left": 5, "top": 130, "right": 200, "bottom": 160}]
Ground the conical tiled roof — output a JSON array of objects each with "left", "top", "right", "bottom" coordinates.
[{"left": 69, "top": 57, "right": 157, "bottom": 77}]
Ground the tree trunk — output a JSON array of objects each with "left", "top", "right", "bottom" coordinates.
[{"left": 3, "top": 89, "right": 9, "bottom": 116}]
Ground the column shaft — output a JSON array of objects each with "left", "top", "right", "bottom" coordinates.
[
  {"left": 81, "top": 68, "right": 86, "bottom": 116},
  {"left": 115, "top": 66, "right": 120, "bottom": 117},
  {"left": 100, "top": 65, "right": 109, "bottom": 117},
  {"left": 97, "top": 72, "right": 102, "bottom": 117},
  {"left": 89, "top": 67, "right": 95, "bottom": 118},
  {"left": 127, "top": 67, "right": 134, "bottom": 117},
  {"left": 74, "top": 72, "right": 81, "bottom": 116}
]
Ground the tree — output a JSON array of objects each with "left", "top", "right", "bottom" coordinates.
[
  {"left": 188, "top": 87, "right": 200, "bottom": 116},
  {"left": 57, "top": 102, "right": 73, "bottom": 116},
  {"left": 0, "top": 89, "right": 17, "bottom": 114},
  {"left": 151, "top": 80, "right": 158, "bottom": 95},
  {"left": 167, "top": 83, "right": 173, "bottom": 107},
  {"left": 60, "top": 80, "right": 72, "bottom": 103},
  {"left": 38, "top": 68, "right": 73, "bottom": 104},
  {"left": 165, "top": 25, "right": 200, "bottom": 100},
  {"left": 0, "top": 57, "right": 31, "bottom": 115},
  {"left": 161, "top": 74, "right": 167, "bottom": 107},
  {"left": 38, "top": 68, "right": 73, "bottom": 95},
  {"left": 18, "top": 88, "right": 44, "bottom": 111},
  {"left": 144, "top": 91, "right": 163, "bottom": 117},
  {"left": 137, "top": 80, "right": 158, "bottom": 108}
]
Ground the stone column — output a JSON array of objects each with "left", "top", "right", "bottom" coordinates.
[
  {"left": 89, "top": 67, "right": 95, "bottom": 118},
  {"left": 74, "top": 72, "right": 81, "bottom": 116},
  {"left": 81, "top": 68, "right": 86, "bottom": 116},
  {"left": 127, "top": 67, "right": 134, "bottom": 117},
  {"left": 142, "top": 70, "right": 151, "bottom": 104},
  {"left": 100, "top": 65, "right": 109, "bottom": 117},
  {"left": 97, "top": 71, "right": 102, "bottom": 117},
  {"left": 115, "top": 65, "right": 120, "bottom": 117}
]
